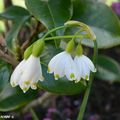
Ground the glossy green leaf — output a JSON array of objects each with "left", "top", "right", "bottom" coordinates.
[
  {"left": 0, "top": 85, "right": 37, "bottom": 111},
  {"left": 6, "top": 19, "right": 26, "bottom": 52},
  {"left": 0, "top": 6, "right": 30, "bottom": 20},
  {"left": 0, "top": 62, "right": 11, "bottom": 93},
  {"left": 25, "top": 0, "right": 72, "bottom": 34},
  {"left": 41, "top": 44, "right": 61, "bottom": 65},
  {"left": 72, "top": 0, "right": 120, "bottom": 49},
  {"left": 96, "top": 55, "right": 120, "bottom": 82},
  {"left": 0, "top": 6, "right": 30, "bottom": 51}
]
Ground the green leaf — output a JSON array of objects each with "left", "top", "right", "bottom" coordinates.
[
  {"left": 72, "top": 0, "right": 120, "bottom": 49},
  {"left": 0, "top": 6, "right": 31, "bottom": 51},
  {"left": 41, "top": 44, "right": 61, "bottom": 65},
  {"left": 0, "top": 6, "right": 30, "bottom": 20},
  {"left": 6, "top": 20, "right": 25, "bottom": 52},
  {"left": 0, "top": 85, "right": 37, "bottom": 111},
  {"left": 25, "top": 0, "right": 72, "bottom": 34},
  {"left": 0, "top": 62, "right": 11, "bottom": 93},
  {"left": 96, "top": 55, "right": 120, "bottom": 82}
]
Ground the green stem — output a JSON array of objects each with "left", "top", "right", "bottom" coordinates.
[
  {"left": 72, "top": 29, "right": 84, "bottom": 42},
  {"left": 44, "top": 35, "right": 85, "bottom": 41},
  {"left": 30, "top": 108, "right": 39, "bottom": 120},
  {"left": 42, "top": 26, "right": 66, "bottom": 49},
  {"left": 42, "top": 26, "right": 66, "bottom": 39},
  {"left": 77, "top": 40, "right": 98, "bottom": 120}
]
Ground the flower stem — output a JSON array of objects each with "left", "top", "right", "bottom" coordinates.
[
  {"left": 42, "top": 26, "right": 66, "bottom": 39},
  {"left": 77, "top": 40, "right": 98, "bottom": 120},
  {"left": 44, "top": 35, "right": 90, "bottom": 41},
  {"left": 42, "top": 26, "right": 67, "bottom": 49}
]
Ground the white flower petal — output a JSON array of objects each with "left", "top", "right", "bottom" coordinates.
[
  {"left": 82, "top": 55, "right": 96, "bottom": 72},
  {"left": 75, "top": 75, "right": 81, "bottom": 83},
  {"left": 20, "top": 55, "right": 40, "bottom": 82},
  {"left": 54, "top": 55, "right": 66, "bottom": 79},
  {"left": 74, "top": 56, "right": 83, "bottom": 77},
  {"left": 18, "top": 55, "right": 43, "bottom": 92},
  {"left": 65, "top": 54, "right": 78, "bottom": 81},
  {"left": 74, "top": 56, "right": 90, "bottom": 80},
  {"left": 30, "top": 82, "right": 37, "bottom": 90},
  {"left": 81, "top": 60, "right": 90, "bottom": 80},
  {"left": 19, "top": 80, "right": 30, "bottom": 93},
  {"left": 48, "top": 52, "right": 65, "bottom": 73},
  {"left": 48, "top": 51, "right": 79, "bottom": 81},
  {"left": 10, "top": 60, "right": 26, "bottom": 87}
]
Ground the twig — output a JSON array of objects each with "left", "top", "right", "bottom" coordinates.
[
  {"left": 0, "top": 49, "right": 18, "bottom": 67},
  {"left": 4, "top": 0, "right": 12, "bottom": 8},
  {"left": 23, "top": 92, "right": 57, "bottom": 113},
  {"left": 21, "top": 22, "right": 45, "bottom": 51},
  {"left": 4, "top": 0, "right": 13, "bottom": 32}
]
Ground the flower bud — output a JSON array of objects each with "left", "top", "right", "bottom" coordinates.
[
  {"left": 24, "top": 45, "right": 33, "bottom": 60},
  {"left": 32, "top": 40, "right": 45, "bottom": 57},
  {"left": 64, "top": 20, "right": 80, "bottom": 26},
  {"left": 76, "top": 44, "right": 83, "bottom": 56},
  {"left": 65, "top": 20, "right": 96, "bottom": 41},
  {"left": 65, "top": 40, "right": 74, "bottom": 53}
]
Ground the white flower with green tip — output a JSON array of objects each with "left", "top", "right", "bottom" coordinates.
[
  {"left": 74, "top": 44, "right": 96, "bottom": 82},
  {"left": 48, "top": 51, "right": 78, "bottom": 81},
  {"left": 19, "top": 55, "right": 43, "bottom": 93},
  {"left": 10, "top": 40, "right": 45, "bottom": 93},
  {"left": 48, "top": 40, "right": 79, "bottom": 81}
]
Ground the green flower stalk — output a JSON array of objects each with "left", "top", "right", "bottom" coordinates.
[
  {"left": 24, "top": 44, "right": 33, "bottom": 60},
  {"left": 76, "top": 44, "right": 83, "bottom": 56},
  {"left": 32, "top": 40, "right": 45, "bottom": 57},
  {"left": 65, "top": 20, "right": 96, "bottom": 41},
  {"left": 65, "top": 39, "right": 75, "bottom": 54}
]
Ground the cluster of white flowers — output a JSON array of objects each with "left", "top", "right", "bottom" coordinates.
[
  {"left": 48, "top": 51, "right": 96, "bottom": 83},
  {"left": 48, "top": 40, "right": 96, "bottom": 83},
  {"left": 10, "top": 39, "right": 96, "bottom": 93}
]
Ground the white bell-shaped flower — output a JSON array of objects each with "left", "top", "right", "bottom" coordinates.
[
  {"left": 74, "top": 55, "right": 96, "bottom": 81},
  {"left": 10, "top": 40, "right": 45, "bottom": 93},
  {"left": 74, "top": 44, "right": 96, "bottom": 82},
  {"left": 19, "top": 55, "right": 44, "bottom": 93},
  {"left": 10, "top": 60, "right": 26, "bottom": 87},
  {"left": 48, "top": 51, "right": 78, "bottom": 81}
]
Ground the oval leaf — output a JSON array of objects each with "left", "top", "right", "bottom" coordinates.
[
  {"left": 25, "top": 0, "right": 72, "bottom": 33},
  {"left": 0, "top": 6, "right": 30, "bottom": 20},
  {"left": 0, "top": 85, "right": 37, "bottom": 111},
  {"left": 0, "top": 61, "right": 11, "bottom": 93},
  {"left": 0, "top": 6, "right": 31, "bottom": 52},
  {"left": 72, "top": 0, "right": 120, "bottom": 49},
  {"left": 96, "top": 55, "right": 120, "bottom": 82}
]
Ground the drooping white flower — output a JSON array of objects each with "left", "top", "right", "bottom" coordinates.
[
  {"left": 74, "top": 55, "right": 96, "bottom": 82},
  {"left": 48, "top": 51, "right": 79, "bottom": 81},
  {"left": 10, "top": 40, "right": 45, "bottom": 93},
  {"left": 10, "top": 60, "right": 26, "bottom": 87},
  {"left": 19, "top": 55, "right": 44, "bottom": 93},
  {"left": 73, "top": 44, "right": 96, "bottom": 82}
]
